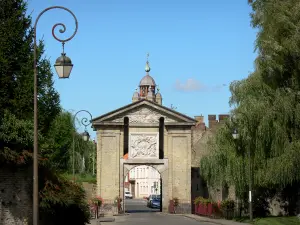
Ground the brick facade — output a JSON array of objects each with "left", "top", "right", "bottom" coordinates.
[{"left": 191, "top": 114, "right": 235, "bottom": 208}]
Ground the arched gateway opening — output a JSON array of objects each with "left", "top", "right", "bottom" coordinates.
[
  {"left": 118, "top": 115, "right": 168, "bottom": 213},
  {"left": 124, "top": 165, "right": 162, "bottom": 213},
  {"left": 120, "top": 157, "right": 168, "bottom": 213}
]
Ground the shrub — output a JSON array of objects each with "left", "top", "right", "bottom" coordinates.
[
  {"left": 92, "top": 196, "right": 103, "bottom": 207},
  {"left": 220, "top": 199, "right": 235, "bottom": 220},
  {"left": 38, "top": 166, "right": 90, "bottom": 225},
  {"left": 114, "top": 196, "right": 122, "bottom": 206},
  {"left": 194, "top": 196, "right": 213, "bottom": 205},
  {"left": 220, "top": 199, "right": 235, "bottom": 211},
  {"left": 173, "top": 197, "right": 179, "bottom": 206}
]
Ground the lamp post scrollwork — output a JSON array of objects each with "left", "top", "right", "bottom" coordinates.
[
  {"left": 33, "top": 6, "right": 78, "bottom": 225},
  {"left": 72, "top": 110, "right": 93, "bottom": 181}
]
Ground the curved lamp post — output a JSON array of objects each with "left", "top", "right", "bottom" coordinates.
[
  {"left": 33, "top": 6, "right": 78, "bottom": 225},
  {"left": 73, "top": 110, "right": 93, "bottom": 181},
  {"left": 232, "top": 126, "right": 253, "bottom": 222}
]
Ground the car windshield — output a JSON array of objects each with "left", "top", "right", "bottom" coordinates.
[{"left": 125, "top": 192, "right": 130, "bottom": 194}]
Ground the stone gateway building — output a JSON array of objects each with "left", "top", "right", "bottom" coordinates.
[{"left": 92, "top": 58, "right": 230, "bottom": 213}]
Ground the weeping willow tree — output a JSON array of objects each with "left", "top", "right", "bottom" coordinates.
[
  {"left": 42, "top": 110, "right": 96, "bottom": 176},
  {"left": 73, "top": 133, "right": 96, "bottom": 175},
  {"left": 200, "top": 0, "right": 300, "bottom": 209}
]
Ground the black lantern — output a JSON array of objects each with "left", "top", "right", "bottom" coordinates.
[
  {"left": 232, "top": 128, "right": 239, "bottom": 140},
  {"left": 82, "top": 130, "right": 90, "bottom": 142},
  {"left": 54, "top": 53, "right": 73, "bottom": 78}
]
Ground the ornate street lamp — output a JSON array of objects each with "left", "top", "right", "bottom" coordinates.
[
  {"left": 33, "top": 6, "right": 78, "bottom": 225},
  {"left": 73, "top": 110, "right": 93, "bottom": 181},
  {"left": 232, "top": 128, "right": 239, "bottom": 140},
  {"left": 232, "top": 127, "right": 253, "bottom": 222}
]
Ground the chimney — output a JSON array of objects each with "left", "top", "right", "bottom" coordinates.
[
  {"left": 194, "top": 115, "right": 204, "bottom": 123},
  {"left": 219, "top": 114, "right": 229, "bottom": 121},
  {"left": 219, "top": 114, "right": 229, "bottom": 124},
  {"left": 194, "top": 115, "right": 206, "bottom": 130},
  {"left": 208, "top": 114, "right": 218, "bottom": 129}
]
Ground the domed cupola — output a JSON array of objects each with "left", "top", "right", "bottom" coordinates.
[
  {"left": 131, "top": 53, "right": 163, "bottom": 104},
  {"left": 139, "top": 62, "right": 156, "bottom": 86},
  {"left": 139, "top": 54, "right": 156, "bottom": 98}
]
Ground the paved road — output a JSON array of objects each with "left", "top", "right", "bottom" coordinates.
[
  {"left": 124, "top": 199, "right": 159, "bottom": 213},
  {"left": 109, "top": 213, "right": 215, "bottom": 225}
]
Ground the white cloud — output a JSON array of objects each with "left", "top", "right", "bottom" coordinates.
[
  {"left": 175, "top": 78, "right": 203, "bottom": 91},
  {"left": 174, "top": 78, "right": 227, "bottom": 92}
]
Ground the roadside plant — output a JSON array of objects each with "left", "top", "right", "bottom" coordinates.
[
  {"left": 173, "top": 197, "right": 179, "bottom": 207},
  {"left": 114, "top": 196, "right": 122, "bottom": 206},
  {"left": 92, "top": 196, "right": 103, "bottom": 207},
  {"left": 194, "top": 196, "right": 213, "bottom": 206}
]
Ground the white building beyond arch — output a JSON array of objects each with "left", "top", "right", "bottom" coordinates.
[
  {"left": 125, "top": 165, "right": 161, "bottom": 198},
  {"left": 121, "top": 158, "right": 169, "bottom": 210}
]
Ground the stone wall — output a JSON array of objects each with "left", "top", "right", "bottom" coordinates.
[
  {"left": 82, "top": 182, "right": 96, "bottom": 201},
  {"left": 191, "top": 115, "right": 236, "bottom": 204},
  {"left": 0, "top": 166, "right": 33, "bottom": 225}
]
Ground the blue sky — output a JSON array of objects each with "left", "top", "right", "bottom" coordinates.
[{"left": 27, "top": 0, "right": 257, "bottom": 139}]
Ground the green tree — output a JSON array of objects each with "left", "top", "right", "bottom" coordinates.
[
  {"left": 41, "top": 111, "right": 74, "bottom": 171},
  {"left": 42, "top": 110, "right": 96, "bottom": 176},
  {"left": 0, "top": 0, "right": 60, "bottom": 154},
  {"left": 200, "top": 0, "right": 300, "bottom": 216}
]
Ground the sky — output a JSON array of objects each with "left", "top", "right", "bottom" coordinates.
[{"left": 27, "top": 0, "right": 257, "bottom": 139}]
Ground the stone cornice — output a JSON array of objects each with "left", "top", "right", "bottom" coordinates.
[{"left": 92, "top": 99, "right": 197, "bottom": 126}]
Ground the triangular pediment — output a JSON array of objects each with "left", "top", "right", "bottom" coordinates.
[{"left": 92, "top": 99, "right": 196, "bottom": 126}]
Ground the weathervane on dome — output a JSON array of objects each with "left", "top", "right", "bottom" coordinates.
[{"left": 145, "top": 52, "right": 151, "bottom": 73}]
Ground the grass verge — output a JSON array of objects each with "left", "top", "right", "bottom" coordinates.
[
  {"left": 62, "top": 173, "right": 96, "bottom": 184},
  {"left": 235, "top": 216, "right": 299, "bottom": 225}
]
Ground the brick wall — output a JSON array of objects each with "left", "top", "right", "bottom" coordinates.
[
  {"left": 191, "top": 114, "right": 233, "bottom": 204},
  {"left": 0, "top": 166, "right": 33, "bottom": 225}
]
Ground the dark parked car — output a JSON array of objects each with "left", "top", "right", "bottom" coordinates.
[
  {"left": 150, "top": 197, "right": 161, "bottom": 208},
  {"left": 147, "top": 194, "right": 160, "bottom": 207}
]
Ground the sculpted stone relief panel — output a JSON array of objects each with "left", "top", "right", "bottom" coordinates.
[
  {"left": 111, "top": 107, "right": 176, "bottom": 123},
  {"left": 129, "top": 133, "right": 159, "bottom": 159}
]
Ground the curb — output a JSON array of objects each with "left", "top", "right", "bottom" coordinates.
[
  {"left": 181, "top": 214, "right": 225, "bottom": 225},
  {"left": 113, "top": 213, "right": 130, "bottom": 216},
  {"left": 97, "top": 217, "right": 115, "bottom": 222},
  {"left": 161, "top": 213, "right": 223, "bottom": 225},
  {"left": 157, "top": 212, "right": 251, "bottom": 225}
]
